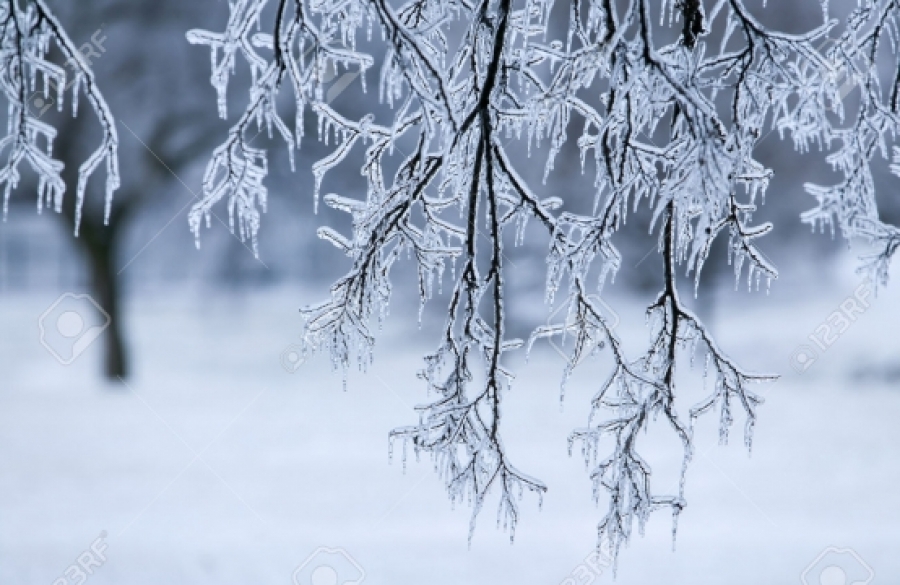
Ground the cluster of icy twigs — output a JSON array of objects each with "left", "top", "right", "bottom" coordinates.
[{"left": 6, "top": 0, "right": 900, "bottom": 569}]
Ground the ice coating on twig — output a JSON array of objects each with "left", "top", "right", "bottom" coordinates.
[
  {"left": 190, "top": 0, "right": 900, "bottom": 566},
  {"left": 0, "top": 0, "right": 119, "bottom": 233}
]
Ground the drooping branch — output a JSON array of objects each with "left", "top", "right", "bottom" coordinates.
[
  {"left": 0, "top": 0, "right": 119, "bottom": 232},
  {"left": 189, "top": 0, "right": 878, "bottom": 569},
  {"left": 797, "top": 0, "right": 900, "bottom": 286}
]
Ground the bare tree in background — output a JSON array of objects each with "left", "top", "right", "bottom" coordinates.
[
  {"left": 50, "top": 0, "right": 227, "bottom": 379},
  {"left": 186, "top": 0, "right": 899, "bottom": 567},
  {"left": 3, "top": 1, "right": 227, "bottom": 379},
  {"left": 1, "top": 0, "right": 119, "bottom": 374}
]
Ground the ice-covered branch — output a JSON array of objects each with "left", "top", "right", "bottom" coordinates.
[
  {"left": 187, "top": 0, "right": 373, "bottom": 250},
  {"left": 0, "top": 0, "right": 119, "bottom": 233},
  {"left": 190, "top": 0, "right": 891, "bottom": 568},
  {"left": 798, "top": 0, "right": 900, "bottom": 284}
]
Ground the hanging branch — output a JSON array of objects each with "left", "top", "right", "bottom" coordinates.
[
  {"left": 796, "top": 0, "right": 900, "bottom": 287},
  {"left": 190, "top": 0, "right": 868, "bottom": 567},
  {"left": 0, "top": 0, "right": 119, "bottom": 233}
]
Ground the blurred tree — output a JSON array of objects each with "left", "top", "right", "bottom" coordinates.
[
  {"left": 53, "top": 0, "right": 225, "bottom": 379},
  {"left": 54, "top": 108, "right": 219, "bottom": 379},
  {"left": 3, "top": 0, "right": 225, "bottom": 378}
]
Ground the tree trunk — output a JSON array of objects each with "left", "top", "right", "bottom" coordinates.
[
  {"left": 80, "top": 224, "right": 128, "bottom": 380},
  {"left": 87, "top": 237, "right": 128, "bottom": 379}
]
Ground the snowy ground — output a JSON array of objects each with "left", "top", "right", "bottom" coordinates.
[{"left": 1, "top": 266, "right": 899, "bottom": 584}]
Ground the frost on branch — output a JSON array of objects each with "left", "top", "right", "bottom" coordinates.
[
  {"left": 796, "top": 0, "right": 900, "bottom": 288},
  {"left": 186, "top": 0, "right": 373, "bottom": 251},
  {"left": 0, "top": 0, "right": 119, "bottom": 233},
  {"left": 191, "top": 0, "right": 867, "bottom": 566}
]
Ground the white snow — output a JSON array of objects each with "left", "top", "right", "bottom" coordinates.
[{"left": 1, "top": 272, "right": 898, "bottom": 584}]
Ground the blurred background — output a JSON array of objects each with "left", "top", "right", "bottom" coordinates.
[{"left": 0, "top": 0, "right": 898, "bottom": 584}]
